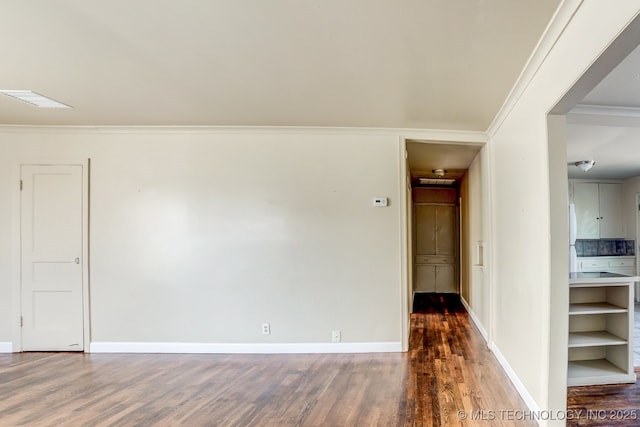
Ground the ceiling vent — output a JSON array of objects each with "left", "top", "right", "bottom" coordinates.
[
  {"left": 419, "top": 178, "right": 456, "bottom": 185},
  {"left": 0, "top": 90, "right": 72, "bottom": 108}
]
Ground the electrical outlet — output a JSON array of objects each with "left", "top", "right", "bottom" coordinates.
[
  {"left": 332, "top": 330, "right": 341, "bottom": 343},
  {"left": 262, "top": 323, "right": 270, "bottom": 335}
]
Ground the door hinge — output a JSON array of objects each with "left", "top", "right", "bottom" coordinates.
[
  {"left": 20, "top": 316, "right": 23, "bottom": 327},
  {"left": 19, "top": 180, "right": 23, "bottom": 191}
]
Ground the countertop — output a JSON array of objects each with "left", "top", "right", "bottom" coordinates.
[
  {"left": 576, "top": 255, "right": 635, "bottom": 258},
  {"left": 569, "top": 272, "right": 640, "bottom": 285}
]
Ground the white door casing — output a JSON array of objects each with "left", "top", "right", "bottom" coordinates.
[{"left": 21, "top": 164, "right": 85, "bottom": 351}]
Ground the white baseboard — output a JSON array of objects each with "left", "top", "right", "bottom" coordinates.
[
  {"left": 90, "top": 341, "right": 402, "bottom": 354},
  {"left": 460, "top": 298, "right": 539, "bottom": 416},
  {"left": 460, "top": 297, "right": 489, "bottom": 343},
  {"left": 490, "top": 343, "right": 540, "bottom": 413},
  {"left": 0, "top": 342, "right": 12, "bottom": 353}
]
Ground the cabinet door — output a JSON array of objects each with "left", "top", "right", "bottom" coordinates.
[
  {"left": 435, "top": 265, "right": 456, "bottom": 293},
  {"left": 415, "top": 205, "right": 436, "bottom": 255},
  {"left": 415, "top": 265, "right": 436, "bottom": 292},
  {"left": 578, "top": 258, "right": 608, "bottom": 272},
  {"left": 435, "top": 206, "right": 455, "bottom": 256},
  {"left": 598, "top": 183, "right": 623, "bottom": 238},
  {"left": 573, "top": 183, "right": 600, "bottom": 239}
]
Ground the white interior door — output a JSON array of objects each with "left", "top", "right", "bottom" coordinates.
[{"left": 21, "top": 165, "right": 84, "bottom": 351}]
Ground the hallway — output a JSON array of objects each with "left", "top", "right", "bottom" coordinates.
[{"left": 407, "top": 294, "right": 536, "bottom": 426}]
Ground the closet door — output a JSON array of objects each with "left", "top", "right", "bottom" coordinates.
[
  {"left": 415, "top": 265, "right": 436, "bottom": 292},
  {"left": 415, "top": 205, "right": 437, "bottom": 255},
  {"left": 435, "top": 265, "right": 456, "bottom": 293},
  {"left": 435, "top": 206, "right": 455, "bottom": 256}
]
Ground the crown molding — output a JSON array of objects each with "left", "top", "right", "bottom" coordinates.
[
  {"left": 569, "top": 104, "right": 640, "bottom": 117},
  {"left": 0, "top": 124, "right": 488, "bottom": 143},
  {"left": 486, "top": 0, "right": 584, "bottom": 137}
]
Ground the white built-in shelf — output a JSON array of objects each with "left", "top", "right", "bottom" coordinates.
[
  {"left": 568, "top": 331, "right": 627, "bottom": 348},
  {"left": 567, "top": 359, "right": 630, "bottom": 386},
  {"left": 567, "top": 275, "right": 635, "bottom": 386},
  {"left": 568, "top": 302, "right": 627, "bottom": 315}
]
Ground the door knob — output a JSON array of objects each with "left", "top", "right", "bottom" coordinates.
[{"left": 74, "top": 257, "right": 80, "bottom": 264}]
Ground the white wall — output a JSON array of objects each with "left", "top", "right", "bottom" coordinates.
[
  {"left": 0, "top": 129, "right": 404, "bottom": 347},
  {"left": 472, "top": 148, "right": 491, "bottom": 331},
  {"left": 460, "top": 147, "right": 490, "bottom": 336},
  {"left": 547, "top": 114, "right": 570, "bottom": 421},
  {"left": 489, "top": 1, "right": 640, "bottom": 424}
]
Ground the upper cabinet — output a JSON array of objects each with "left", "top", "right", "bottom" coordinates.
[{"left": 572, "top": 182, "right": 624, "bottom": 239}]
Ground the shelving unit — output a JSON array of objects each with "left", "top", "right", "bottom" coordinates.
[{"left": 567, "top": 275, "right": 636, "bottom": 386}]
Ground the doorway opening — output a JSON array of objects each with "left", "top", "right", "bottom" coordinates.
[
  {"left": 548, "top": 7, "right": 640, "bottom": 395},
  {"left": 403, "top": 140, "right": 489, "bottom": 339}
]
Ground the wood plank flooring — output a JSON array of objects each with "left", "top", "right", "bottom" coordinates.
[
  {"left": 566, "top": 370, "right": 640, "bottom": 427},
  {"left": 407, "top": 294, "right": 535, "bottom": 427},
  {"left": 0, "top": 295, "right": 533, "bottom": 426}
]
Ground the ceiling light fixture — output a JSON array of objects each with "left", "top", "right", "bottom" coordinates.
[
  {"left": 0, "top": 90, "right": 72, "bottom": 108},
  {"left": 432, "top": 169, "right": 447, "bottom": 177},
  {"left": 574, "top": 160, "right": 595, "bottom": 173}
]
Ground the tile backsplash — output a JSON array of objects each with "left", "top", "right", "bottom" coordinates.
[{"left": 576, "top": 239, "right": 635, "bottom": 257}]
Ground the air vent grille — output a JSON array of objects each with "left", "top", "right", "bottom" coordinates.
[
  {"left": 0, "top": 90, "right": 72, "bottom": 108},
  {"left": 419, "top": 178, "right": 456, "bottom": 185}
]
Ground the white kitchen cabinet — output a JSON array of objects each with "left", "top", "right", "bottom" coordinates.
[
  {"left": 568, "top": 275, "right": 636, "bottom": 386},
  {"left": 578, "top": 257, "right": 636, "bottom": 276},
  {"left": 572, "top": 182, "right": 623, "bottom": 239}
]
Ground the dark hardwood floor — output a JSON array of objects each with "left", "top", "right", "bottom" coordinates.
[
  {"left": 0, "top": 295, "right": 534, "bottom": 426},
  {"left": 407, "top": 294, "right": 536, "bottom": 427},
  {"left": 566, "top": 370, "right": 640, "bottom": 427}
]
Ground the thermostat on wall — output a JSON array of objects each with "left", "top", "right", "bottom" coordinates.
[{"left": 373, "top": 197, "right": 388, "bottom": 207}]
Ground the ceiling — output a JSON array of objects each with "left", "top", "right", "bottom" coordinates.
[
  {"left": 406, "top": 141, "right": 482, "bottom": 184},
  {"left": 0, "top": 0, "right": 561, "bottom": 129},
  {"left": 567, "top": 43, "right": 640, "bottom": 180}
]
